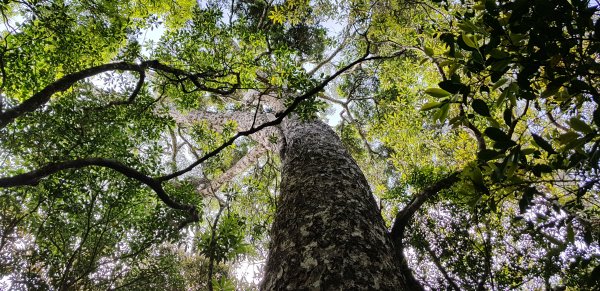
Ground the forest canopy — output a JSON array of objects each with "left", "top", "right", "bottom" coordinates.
[{"left": 0, "top": 0, "right": 599, "bottom": 289}]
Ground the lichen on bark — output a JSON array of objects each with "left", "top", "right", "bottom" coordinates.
[{"left": 261, "top": 118, "right": 407, "bottom": 290}]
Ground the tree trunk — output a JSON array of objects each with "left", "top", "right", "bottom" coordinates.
[{"left": 261, "top": 119, "right": 408, "bottom": 290}]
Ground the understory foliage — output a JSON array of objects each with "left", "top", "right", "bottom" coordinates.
[{"left": 0, "top": 0, "right": 598, "bottom": 290}]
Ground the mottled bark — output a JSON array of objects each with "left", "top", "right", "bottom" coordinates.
[{"left": 261, "top": 119, "right": 408, "bottom": 290}]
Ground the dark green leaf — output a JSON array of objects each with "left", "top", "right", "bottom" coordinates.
[
  {"left": 569, "top": 117, "right": 593, "bottom": 134},
  {"left": 503, "top": 108, "right": 512, "bottom": 126},
  {"left": 518, "top": 187, "right": 537, "bottom": 213},
  {"left": 541, "top": 78, "right": 567, "bottom": 98},
  {"left": 531, "top": 133, "right": 556, "bottom": 154},
  {"left": 478, "top": 149, "right": 502, "bottom": 161},
  {"left": 472, "top": 99, "right": 491, "bottom": 117},
  {"left": 438, "top": 80, "right": 464, "bottom": 94},
  {"left": 493, "top": 139, "right": 517, "bottom": 150},
  {"left": 484, "top": 127, "right": 510, "bottom": 141},
  {"left": 531, "top": 164, "right": 553, "bottom": 176},
  {"left": 558, "top": 131, "right": 579, "bottom": 144}
]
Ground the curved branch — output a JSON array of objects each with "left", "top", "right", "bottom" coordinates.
[
  {"left": 466, "top": 121, "right": 487, "bottom": 151},
  {"left": 0, "top": 60, "right": 240, "bottom": 128},
  {"left": 158, "top": 50, "right": 406, "bottom": 182},
  {"left": 390, "top": 171, "right": 461, "bottom": 244},
  {"left": 307, "top": 29, "right": 351, "bottom": 76},
  {"left": 105, "top": 70, "right": 146, "bottom": 107},
  {"left": 0, "top": 62, "right": 148, "bottom": 128},
  {"left": 388, "top": 172, "right": 461, "bottom": 291},
  {"left": 174, "top": 109, "right": 279, "bottom": 151},
  {"left": 459, "top": 105, "right": 486, "bottom": 151},
  {"left": 409, "top": 46, "right": 447, "bottom": 81},
  {"left": 0, "top": 158, "right": 198, "bottom": 225},
  {"left": 320, "top": 94, "right": 381, "bottom": 156}
]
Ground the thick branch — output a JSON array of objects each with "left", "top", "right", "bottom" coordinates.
[
  {"left": 0, "top": 62, "right": 147, "bottom": 128},
  {"left": 390, "top": 171, "right": 461, "bottom": 244},
  {"left": 105, "top": 70, "right": 146, "bottom": 107},
  {"left": 0, "top": 60, "right": 239, "bottom": 128},
  {"left": 207, "top": 203, "right": 225, "bottom": 291},
  {"left": 0, "top": 158, "right": 198, "bottom": 225}
]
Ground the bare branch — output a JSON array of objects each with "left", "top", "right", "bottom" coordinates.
[
  {"left": 321, "top": 93, "right": 380, "bottom": 156},
  {"left": 546, "top": 109, "right": 569, "bottom": 132}
]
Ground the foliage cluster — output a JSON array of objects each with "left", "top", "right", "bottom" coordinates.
[{"left": 0, "top": 0, "right": 598, "bottom": 289}]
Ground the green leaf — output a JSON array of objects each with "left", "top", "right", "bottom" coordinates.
[
  {"left": 461, "top": 32, "right": 478, "bottom": 48},
  {"left": 421, "top": 101, "right": 442, "bottom": 111},
  {"left": 424, "top": 46, "right": 434, "bottom": 56},
  {"left": 569, "top": 117, "right": 593, "bottom": 134},
  {"left": 531, "top": 134, "right": 556, "bottom": 154},
  {"left": 566, "top": 223, "right": 575, "bottom": 243},
  {"left": 478, "top": 149, "right": 501, "bottom": 161},
  {"left": 434, "top": 103, "right": 450, "bottom": 122},
  {"left": 518, "top": 187, "right": 536, "bottom": 213},
  {"left": 425, "top": 88, "right": 451, "bottom": 98},
  {"left": 563, "top": 136, "right": 589, "bottom": 152},
  {"left": 491, "top": 78, "right": 508, "bottom": 91},
  {"left": 472, "top": 99, "right": 491, "bottom": 117},
  {"left": 558, "top": 131, "right": 579, "bottom": 144},
  {"left": 484, "top": 127, "right": 510, "bottom": 141}
]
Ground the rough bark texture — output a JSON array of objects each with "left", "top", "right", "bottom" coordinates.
[{"left": 261, "top": 119, "right": 407, "bottom": 290}]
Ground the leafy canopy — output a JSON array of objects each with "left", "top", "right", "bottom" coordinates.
[{"left": 0, "top": 0, "right": 599, "bottom": 289}]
